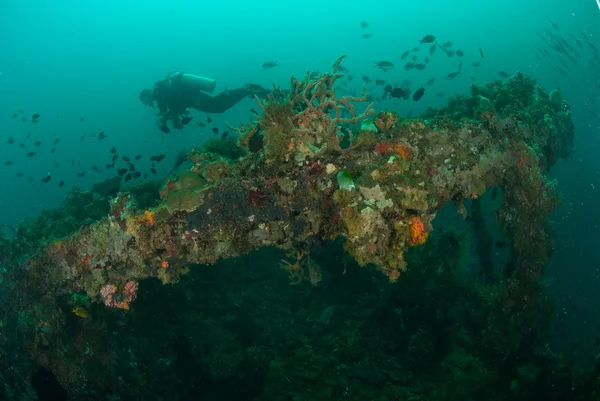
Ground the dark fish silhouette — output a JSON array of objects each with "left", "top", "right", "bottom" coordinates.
[
  {"left": 181, "top": 116, "right": 192, "bottom": 125},
  {"left": 420, "top": 35, "right": 435, "bottom": 44},
  {"left": 212, "top": 127, "right": 219, "bottom": 135},
  {"left": 373, "top": 61, "right": 393, "bottom": 71},
  {"left": 360, "top": 21, "right": 368, "bottom": 28},
  {"left": 98, "top": 131, "right": 107, "bottom": 140},
  {"left": 135, "top": 155, "right": 141, "bottom": 160},
  {"left": 159, "top": 124, "right": 170, "bottom": 134},
  {"left": 262, "top": 61, "right": 278, "bottom": 69},
  {"left": 413, "top": 87, "right": 425, "bottom": 101},
  {"left": 41, "top": 175, "right": 51, "bottom": 183},
  {"left": 59, "top": 181, "right": 64, "bottom": 188}
]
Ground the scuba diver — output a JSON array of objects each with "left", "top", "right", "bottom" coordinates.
[{"left": 139, "top": 72, "right": 269, "bottom": 133}]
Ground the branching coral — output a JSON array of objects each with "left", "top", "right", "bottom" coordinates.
[{"left": 253, "top": 55, "right": 374, "bottom": 160}]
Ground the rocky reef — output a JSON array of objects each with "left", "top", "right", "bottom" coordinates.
[{"left": 1, "top": 57, "right": 594, "bottom": 400}]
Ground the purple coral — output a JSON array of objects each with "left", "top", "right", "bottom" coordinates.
[{"left": 100, "top": 281, "right": 138, "bottom": 310}]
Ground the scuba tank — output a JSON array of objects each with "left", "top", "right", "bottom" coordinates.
[{"left": 168, "top": 72, "right": 216, "bottom": 93}]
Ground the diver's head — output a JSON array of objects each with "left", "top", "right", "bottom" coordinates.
[{"left": 139, "top": 89, "right": 155, "bottom": 107}]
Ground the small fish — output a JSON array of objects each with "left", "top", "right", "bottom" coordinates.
[
  {"left": 495, "top": 240, "right": 507, "bottom": 248},
  {"left": 19, "top": 143, "right": 25, "bottom": 148},
  {"left": 53, "top": 138, "right": 60, "bottom": 144},
  {"left": 27, "top": 177, "right": 34, "bottom": 182},
  {"left": 250, "top": 108, "right": 259, "bottom": 116},
  {"left": 375, "top": 79, "right": 385, "bottom": 86},
  {"left": 337, "top": 65, "right": 349, "bottom": 73},
  {"left": 400, "top": 50, "right": 410, "bottom": 60},
  {"left": 446, "top": 72, "right": 460, "bottom": 80},
  {"left": 472, "top": 61, "right": 480, "bottom": 67},
  {"left": 436, "top": 92, "right": 445, "bottom": 98},
  {"left": 16, "top": 172, "right": 24, "bottom": 177},
  {"left": 456, "top": 50, "right": 464, "bottom": 57},
  {"left": 132, "top": 171, "right": 141, "bottom": 178},
  {"left": 98, "top": 131, "right": 106, "bottom": 140},
  {"left": 128, "top": 163, "right": 135, "bottom": 172},
  {"left": 414, "top": 63, "right": 426, "bottom": 70},
  {"left": 221, "top": 131, "right": 229, "bottom": 139},
  {"left": 479, "top": 47, "right": 484, "bottom": 58},
  {"left": 71, "top": 307, "right": 89, "bottom": 318},
  {"left": 112, "top": 154, "right": 118, "bottom": 162},
  {"left": 80, "top": 118, "right": 84, "bottom": 122},
  {"left": 26, "top": 152, "right": 36, "bottom": 157},
  {"left": 59, "top": 181, "right": 64, "bottom": 188},
  {"left": 374, "top": 61, "right": 394, "bottom": 71},
  {"left": 420, "top": 35, "right": 436, "bottom": 44},
  {"left": 80, "top": 135, "right": 85, "bottom": 142},
  {"left": 51, "top": 148, "right": 55, "bottom": 154},
  {"left": 125, "top": 173, "right": 132, "bottom": 182},
  {"left": 77, "top": 172, "right": 86, "bottom": 178},
  {"left": 105, "top": 164, "right": 112, "bottom": 169},
  {"left": 262, "top": 61, "right": 278, "bottom": 69},
  {"left": 361, "top": 33, "right": 372, "bottom": 39},
  {"left": 212, "top": 127, "right": 219, "bottom": 135},
  {"left": 159, "top": 124, "right": 170, "bottom": 134},
  {"left": 21, "top": 117, "right": 27, "bottom": 123},
  {"left": 181, "top": 116, "right": 193, "bottom": 125},
  {"left": 155, "top": 154, "right": 166, "bottom": 162},
  {"left": 427, "top": 78, "right": 436, "bottom": 85},
  {"left": 362, "top": 76, "right": 372, "bottom": 83},
  {"left": 429, "top": 44, "right": 437, "bottom": 56},
  {"left": 5, "top": 161, "right": 13, "bottom": 166},
  {"left": 123, "top": 156, "right": 131, "bottom": 162},
  {"left": 404, "top": 62, "right": 415, "bottom": 70},
  {"left": 150, "top": 168, "right": 158, "bottom": 174},
  {"left": 110, "top": 147, "right": 116, "bottom": 154},
  {"left": 389, "top": 88, "right": 407, "bottom": 99},
  {"left": 7, "top": 136, "right": 15, "bottom": 144},
  {"left": 135, "top": 155, "right": 141, "bottom": 160},
  {"left": 411, "top": 55, "right": 418, "bottom": 61},
  {"left": 117, "top": 168, "right": 128, "bottom": 176},
  {"left": 413, "top": 87, "right": 425, "bottom": 101},
  {"left": 12, "top": 113, "right": 18, "bottom": 118},
  {"left": 197, "top": 122, "right": 205, "bottom": 127},
  {"left": 207, "top": 117, "right": 212, "bottom": 123},
  {"left": 32, "top": 113, "right": 41, "bottom": 120},
  {"left": 498, "top": 71, "right": 509, "bottom": 78},
  {"left": 41, "top": 175, "right": 51, "bottom": 183},
  {"left": 442, "top": 41, "right": 453, "bottom": 48},
  {"left": 360, "top": 21, "right": 369, "bottom": 28},
  {"left": 34, "top": 141, "right": 41, "bottom": 146}
]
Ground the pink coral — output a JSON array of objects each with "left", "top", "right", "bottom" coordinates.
[{"left": 100, "top": 281, "right": 138, "bottom": 310}]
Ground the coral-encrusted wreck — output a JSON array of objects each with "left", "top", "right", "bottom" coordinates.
[{"left": 1, "top": 56, "right": 573, "bottom": 391}]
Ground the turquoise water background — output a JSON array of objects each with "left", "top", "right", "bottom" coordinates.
[{"left": 1, "top": 0, "right": 600, "bottom": 357}]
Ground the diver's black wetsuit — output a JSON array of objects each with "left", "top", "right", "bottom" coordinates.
[{"left": 141, "top": 72, "right": 267, "bottom": 131}]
